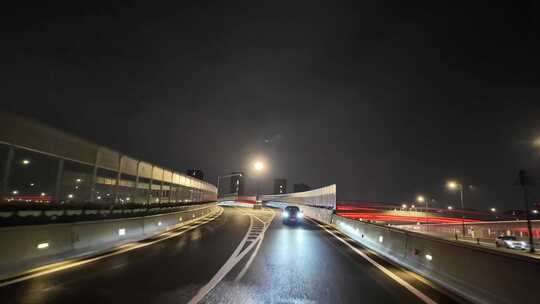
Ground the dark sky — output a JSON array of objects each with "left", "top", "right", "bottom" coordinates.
[{"left": 2, "top": 1, "right": 540, "bottom": 210}]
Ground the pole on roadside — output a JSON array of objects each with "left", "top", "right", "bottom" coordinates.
[
  {"left": 460, "top": 186, "right": 466, "bottom": 237},
  {"left": 518, "top": 170, "right": 535, "bottom": 253}
]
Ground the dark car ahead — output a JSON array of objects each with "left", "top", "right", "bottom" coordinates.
[{"left": 282, "top": 206, "right": 303, "bottom": 224}]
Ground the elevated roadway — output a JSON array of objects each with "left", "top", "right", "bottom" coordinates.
[{"left": 0, "top": 207, "right": 464, "bottom": 304}]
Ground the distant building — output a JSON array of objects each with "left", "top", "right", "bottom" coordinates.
[
  {"left": 229, "top": 172, "right": 245, "bottom": 195},
  {"left": 273, "top": 178, "right": 287, "bottom": 194},
  {"left": 186, "top": 169, "right": 204, "bottom": 180},
  {"left": 293, "top": 183, "right": 311, "bottom": 193}
]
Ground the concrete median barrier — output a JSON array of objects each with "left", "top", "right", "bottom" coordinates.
[
  {"left": 332, "top": 215, "right": 540, "bottom": 304},
  {"left": 0, "top": 203, "right": 219, "bottom": 280}
]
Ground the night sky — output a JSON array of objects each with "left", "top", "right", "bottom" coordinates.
[{"left": 2, "top": 1, "right": 540, "bottom": 211}]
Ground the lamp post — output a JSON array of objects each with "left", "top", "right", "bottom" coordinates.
[
  {"left": 416, "top": 195, "right": 429, "bottom": 228},
  {"left": 253, "top": 161, "right": 264, "bottom": 202},
  {"left": 447, "top": 181, "right": 466, "bottom": 237}
]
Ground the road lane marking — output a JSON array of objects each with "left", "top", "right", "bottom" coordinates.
[
  {"left": 309, "top": 218, "right": 438, "bottom": 304},
  {"left": 188, "top": 207, "right": 274, "bottom": 304},
  {"left": 235, "top": 208, "right": 274, "bottom": 281},
  {"left": 0, "top": 207, "right": 223, "bottom": 288}
]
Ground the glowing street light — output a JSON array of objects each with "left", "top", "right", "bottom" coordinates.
[
  {"left": 254, "top": 161, "right": 264, "bottom": 171},
  {"left": 447, "top": 181, "right": 458, "bottom": 190},
  {"left": 21, "top": 159, "right": 30, "bottom": 166},
  {"left": 447, "top": 206, "right": 453, "bottom": 210},
  {"left": 253, "top": 160, "right": 266, "bottom": 202},
  {"left": 447, "top": 180, "right": 466, "bottom": 237},
  {"left": 490, "top": 207, "right": 496, "bottom": 212},
  {"left": 416, "top": 195, "right": 430, "bottom": 225},
  {"left": 401, "top": 204, "right": 407, "bottom": 209}
]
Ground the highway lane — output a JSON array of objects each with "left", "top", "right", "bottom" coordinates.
[
  {"left": 0, "top": 206, "right": 468, "bottom": 304},
  {"left": 201, "top": 209, "right": 468, "bottom": 304},
  {"left": 0, "top": 207, "right": 250, "bottom": 304}
]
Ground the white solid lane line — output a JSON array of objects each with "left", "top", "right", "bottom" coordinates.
[
  {"left": 0, "top": 208, "right": 223, "bottom": 288},
  {"left": 309, "top": 219, "right": 438, "bottom": 304}
]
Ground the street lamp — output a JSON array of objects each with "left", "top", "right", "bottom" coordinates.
[
  {"left": 447, "top": 180, "right": 466, "bottom": 237},
  {"left": 490, "top": 207, "right": 496, "bottom": 212},
  {"left": 254, "top": 161, "right": 264, "bottom": 172},
  {"left": 253, "top": 161, "right": 265, "bottom": 202},
  {"left": 447, "top": 205, "right": 453, "bottom": 210},
  {"left": 416, "top": 195, "right": 429, "bottom": 225}
]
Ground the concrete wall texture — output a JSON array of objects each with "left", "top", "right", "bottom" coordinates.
[
  {"left": 332, "top": 215, "right": 540, "bottom": 304},
  {"left": 0, "top": 203, "right": 219, "bottom": 279}
]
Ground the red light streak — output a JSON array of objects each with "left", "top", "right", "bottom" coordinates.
[{"left": 337, "top": 212, "right": 481, "bottom": 224}]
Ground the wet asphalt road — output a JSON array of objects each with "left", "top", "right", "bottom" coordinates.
[{"left": 0, "top": 207, "right": 466, "bottom": 304}]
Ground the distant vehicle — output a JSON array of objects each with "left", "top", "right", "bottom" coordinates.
[
  {"left": 282, "top": 206, "right": 303, "bottom": 224},
  {"left": 495, "top": 235, "right": 529, "bottom": 250}
]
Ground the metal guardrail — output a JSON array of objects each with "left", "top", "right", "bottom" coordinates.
[{"left": 397, "top": 219, "right": 540, "bottom": 241}]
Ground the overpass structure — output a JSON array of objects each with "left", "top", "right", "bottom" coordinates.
[{"left": 1, "top": 115, "right": 540, "bottom": 304}]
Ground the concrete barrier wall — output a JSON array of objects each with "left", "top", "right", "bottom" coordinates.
[
  {"left": 0, "top": 203, "right": 219, "bottom": 279},
  {"left": 299, "top": 205, "right": 333, "bottom": 223},
  {"left": 261, "top": 184, "right": 336, "bottom": 209},
  {"left": 332, "top": 215, "right": 540, "bottom": 304},
  {"left": 264, "top": 201, "right": 333, "bottom": 223}
]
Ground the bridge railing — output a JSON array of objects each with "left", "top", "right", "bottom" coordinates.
[
  {"left": 397, "top": 219, "right": 540, "bottom": 242},
  {"left": 0, "top": 112, "right": 217, "bottom": 206}
]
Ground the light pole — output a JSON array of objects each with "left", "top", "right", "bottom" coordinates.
[
  {"left": 253, "top": 161, "right": 264, "bottom": 202},
  {"left": 416, "top": 195, "right": 429, "bottom": 227},
  {"left": 216, "top": 173, "right": 243, "bottom": 199},
  {"left": 447, "top": 181, "right": 466, "bottom": 237}
]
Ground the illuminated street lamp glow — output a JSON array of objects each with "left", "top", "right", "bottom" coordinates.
[
  {"left": 490, "top": 207, "right": 496, "bottom": 212},
  {"left": 76, "top": 178, "right": 82, "bottom": 183},
  {"left": 447, "top": 181, "right": 459, "bottom": 189},
  {"left": 21, "top": 159, "right": 30, "bottom": 165},
  {"left": 416, "top": 195, "right": 425, "bottom": 203},
  {"left": 254, "top": 161, "right": 264, "bottom": 171},
  {"left": 68, "top": 194, "right": 74, "bottom": 199},
  {"left": 40, "top": 192, "right": 46, "bottom": 196},
  {"left": 12, "top": 190, "right": 19, "bottom": 195},
  {"left": 533, "top": 210, "right": 538, "bottom": 214},
  {"left": 37, "top": 242, "right": 49, "bottom": 249},
  {"left": 447, "top": 206, "right": 453, "bottom": 210}
]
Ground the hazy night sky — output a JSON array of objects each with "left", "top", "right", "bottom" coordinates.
[{"left": 2, "top": 1, "right": 540, "bottom": 210}]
